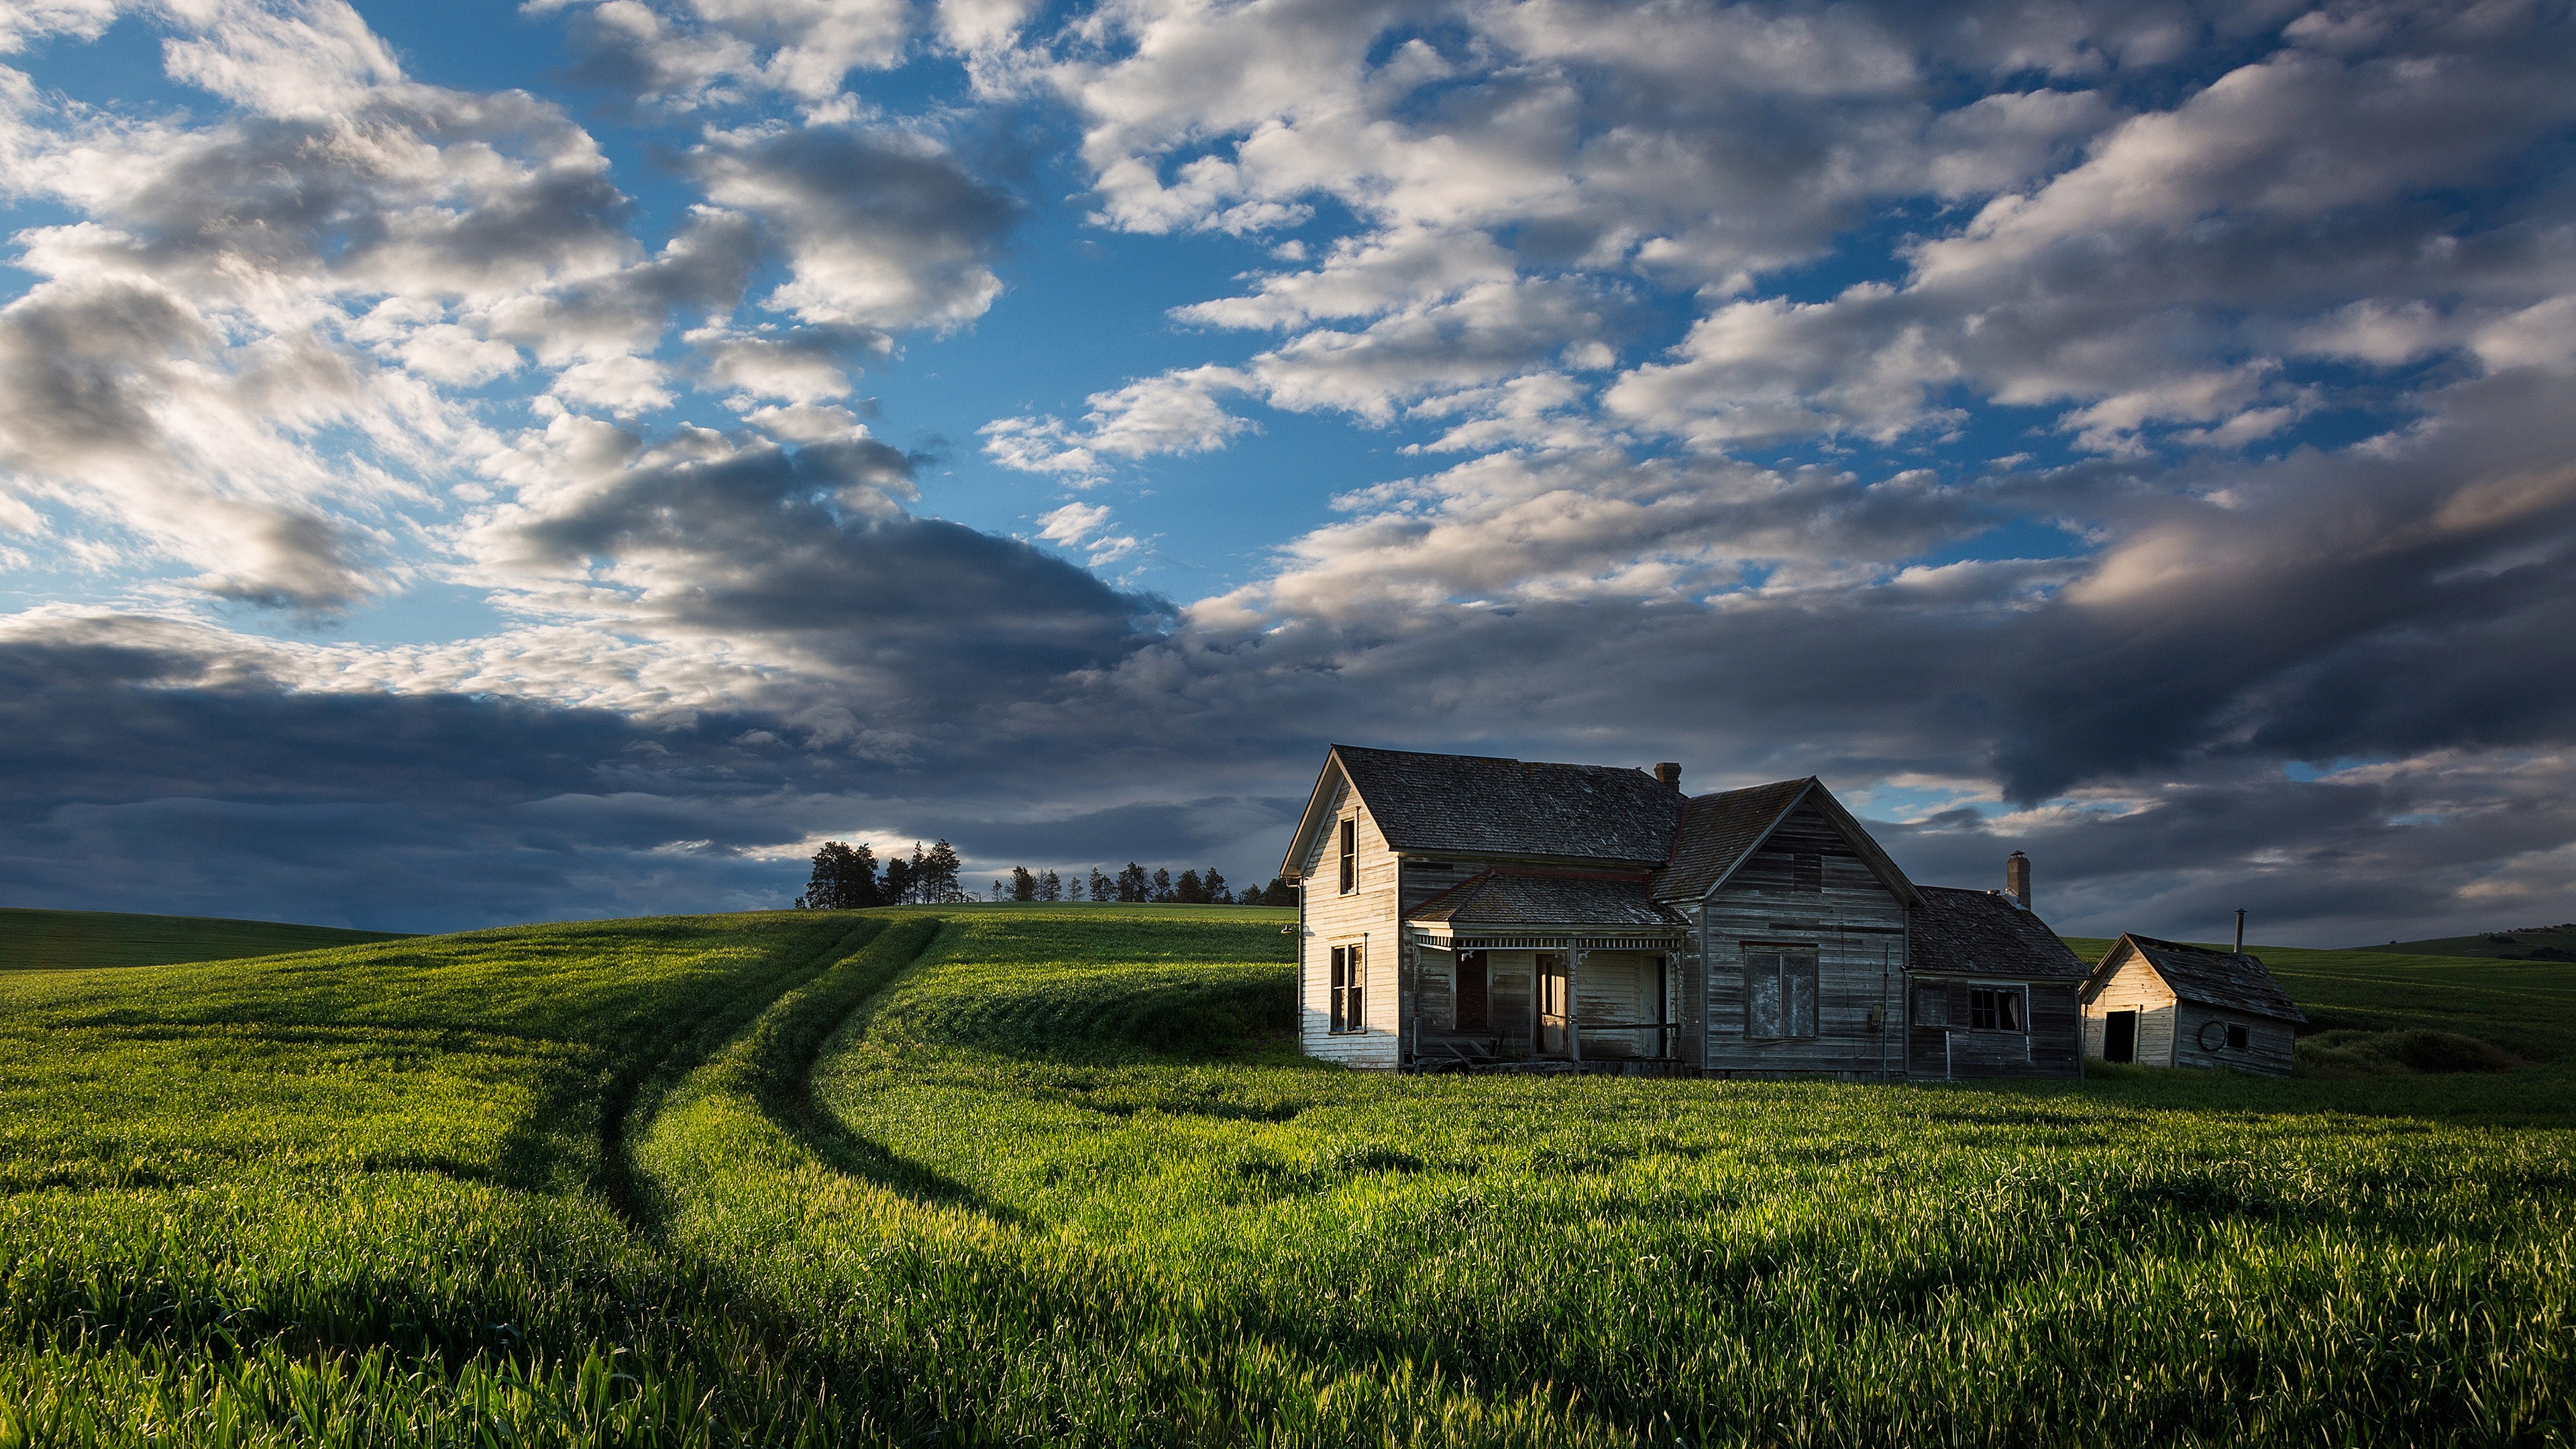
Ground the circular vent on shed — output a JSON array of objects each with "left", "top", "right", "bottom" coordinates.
[{"left": 2198, "top": 1020, "right": 2230, "bottom": 1053}]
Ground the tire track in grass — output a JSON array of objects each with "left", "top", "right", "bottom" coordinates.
[{"left": 593, "top": 914, "right": 890, "bottom": 1224}]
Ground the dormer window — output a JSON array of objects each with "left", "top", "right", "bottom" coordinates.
[{"left": 1338, "top": 818, "right": 1357, "bottom": 894}]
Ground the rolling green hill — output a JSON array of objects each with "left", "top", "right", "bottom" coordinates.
[
  {"left": 2359, "top": 923, "right": 2576, "bottom": 961},
  {"left": 0, "top": 905, "right": 409, "bottom": 970},
  {"left": 0, "top": 903, "right": 2567, "bottom": 1444}
]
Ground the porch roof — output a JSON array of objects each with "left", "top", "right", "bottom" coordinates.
[{"left": 1408, "top": 869, "right": 1688, "bottom": 932}]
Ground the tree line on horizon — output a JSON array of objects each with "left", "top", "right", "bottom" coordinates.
[{"left": 795, "top": 841, "right": 1297, "bottom": 910}]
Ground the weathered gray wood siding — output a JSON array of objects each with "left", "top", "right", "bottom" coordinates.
[
  {"left": 1572, "top": 951, "right": 1670, "bottom": 1059},
  {"left": 1699, "top": 801, "right": 1908, "bottom": 1077},
  {"left": 2171, "top": 1003, "right": 2298, "bottom": 1077},
  {"left": 1905, "top": 979, "right": 2084, "bottom": 1079},
  {"left": 2082, "top": 949, "right": 2178, "bottom": 1065},
  {"left": 1297, "top": 772, "right": 1401, "bottom": 1069}
]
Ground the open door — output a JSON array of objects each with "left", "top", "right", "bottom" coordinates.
[{"left": 2104, "top": 1009, "right": 2137, "bottom": 1064}]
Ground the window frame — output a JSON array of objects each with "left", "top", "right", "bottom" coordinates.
[
  {"left": 1337, "top": 817, "right": 1357, "bottom": 895},
  {"left": 1329, "top": 941, "right": 1365, "bottom": 1034},
  {"left": 1743, "top": 945, "right": 1821, "bottom": 1040},
  {"left": 1966, "top": 983, "right": 2028, "bottom": 1033}
]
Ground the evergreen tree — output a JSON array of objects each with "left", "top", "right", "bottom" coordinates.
[
  {"left": 1089, "top": 867, "right": 1112, "bottom": 902},
  {"left": 1010, "top": 866, "right": 1037, "bottom": 902},
  {"left": 1036, "top": 869, "right": 1061, "bottom": 902},
  {"left": 1204, "top": 869, "right": 1228, "bottom": 904},
  {"left": 1174, "top": 868, "right": 1205, "bottom": 904},
  {"left": 796, "top": 841, "right": 879, "bottom": 910},
  {"left": 1151, "top": 867, "right": 1175, "bottom": 903},
  {"left": 1116, "top": 863, "right": 1150, "bottom": 902},
  {"left": 919, "top": 839, "right": 963, "bottom": 903},
  {"left": 881, "top": 853, "right": 916, "bottom": 905}
]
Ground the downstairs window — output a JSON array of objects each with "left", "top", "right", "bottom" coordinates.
[{"left": 1968, "top": 985, "right": 2026, "bottom": 1032}]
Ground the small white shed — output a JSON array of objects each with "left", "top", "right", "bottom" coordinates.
[{"left": 2080, "top": 934, "right": 2305, "bottom": 1077}]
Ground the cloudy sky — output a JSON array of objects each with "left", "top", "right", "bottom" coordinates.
[{"left": 3, "top": 0, "right": 2573, "bottom": 943}]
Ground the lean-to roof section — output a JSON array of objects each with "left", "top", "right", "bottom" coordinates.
[
  {"left": 1909, "top": 887, "right": 2088, "bottom": 979},
  {"left": 1409, "top": 869, "right": 1688, "bottom": 930}
]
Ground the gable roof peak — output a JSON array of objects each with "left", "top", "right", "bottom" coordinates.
[{"left": 1282, "top": 743, "right": 1685, "bottom": 879}]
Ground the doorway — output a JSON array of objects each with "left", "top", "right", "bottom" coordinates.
[
  {"left": 1534, "top": 952, "right": 1569, "bottom": 1056},
  {"left": 1456, "top": 951, "right": 1489, "bottom": 1033},
  {"left": 2104, "top": 1009, "right": 2138, "bottom": 1064}
]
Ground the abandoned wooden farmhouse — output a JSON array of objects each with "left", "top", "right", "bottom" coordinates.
[
  {"left": 1279, "top": 745, "right": 2091, "bottom": 1079},
  {"left": 2080, "top": 934, "right": 2306, "bottom": 1077}
]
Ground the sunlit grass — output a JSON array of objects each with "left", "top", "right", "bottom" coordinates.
[{"left": 3, "top": 904, "right": 2571, "bottom": 1444}]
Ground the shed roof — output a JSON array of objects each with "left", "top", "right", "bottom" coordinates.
[
  {"left": 1909, "top": 886, "right": 2088, "bottom": 980},
  {"left": 1409, "top": 870, "right": 1687, "bottom": 930},
  {"left": 1294, "top": 745, "right": 1686, "bottom": 872},
  {"left": 2096, "top": 934, "right": 2307, "bottom": 1022}
]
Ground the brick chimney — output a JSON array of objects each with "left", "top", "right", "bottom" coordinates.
[
  {"left": 2006, "top": 851, "right": 2031, "bottom": 910},
  {"left": 1655, "top": 762, "right": 1682, "bottom": 791}
]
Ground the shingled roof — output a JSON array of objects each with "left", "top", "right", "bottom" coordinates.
[
  {"left": 1409, "top": 870, "right": 1688, "bottom": 930},
  {"left": 1647, "top": 776, "right": 1923, "bottom": 906},
  {"left": 1909, "top": 886, "right": 2089, "bottom": 980},
  {"left": 1324, "top": 745, "right": 1686, "bottom": 863},
  {"left": 1649, "top": 777, "right": 1812, "bottom": 901},
  {"left": 2102, "top": 934, "right": 2307, "bottom": 1023}
]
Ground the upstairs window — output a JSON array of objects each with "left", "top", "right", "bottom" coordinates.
[
  {"left": 1338, "top": 818, "right": 1357, "bottom": 894},
  {"left": 1792, "top": 852, "right": 1823, "bottom": 893},
  {"left": 1330, "top": 943, "right": 1364, "bottom": 1032},
  {"left": 1968, "top": 985, "right": 2026, "bottom": 1032},
  {"left": 1746, "top": 949, "right": 1819, "bottom": 1038}
]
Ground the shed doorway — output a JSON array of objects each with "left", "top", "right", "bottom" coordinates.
[{"left": 2104, "top": 1010, "right": 2138, "bottom": 1064}]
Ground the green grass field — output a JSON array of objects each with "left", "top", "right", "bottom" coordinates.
[
  {"left": 0, "top": 906, "right": 408, "bottom": 971},
  {"left": 2365, "top": 924, "right": 2576, "bottom": 961},
  {"left": 0, "top": 904, "right": 2569, "bottom": 1444}
]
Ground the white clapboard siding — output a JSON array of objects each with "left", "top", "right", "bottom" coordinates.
[
  {"left": 2083, "top": 947, "right": 2180, "bottom": 1067},
  {"left": 1297, "top": 769, "right": 1401, "bottom": 1069}
]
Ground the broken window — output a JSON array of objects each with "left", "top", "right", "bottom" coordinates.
[
  {"left": 1330, "top": 943, "right": 1364, "bottom": 1032},
  {"left": 1968, "top": 985, "right": 2025, "bottom": 1032},
  {"left": 1913, "top": 981, "right": 1948, "bottom": 1027},
  {"left": 1746, "top": 949, "right": 1819, "bottom": 1038}
]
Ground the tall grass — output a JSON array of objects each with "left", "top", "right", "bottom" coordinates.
[
  {"left": 4, "top": 904, "right": 2571, "bottom": 1444},
  {"left": 0, "top": 912, "right": 891, "bottom": 1442}
]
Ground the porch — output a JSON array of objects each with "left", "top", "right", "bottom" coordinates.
[{"left": 1409, "top": 930, "right": 1689, "bottom": 1070}]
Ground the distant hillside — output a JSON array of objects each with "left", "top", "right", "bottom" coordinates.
[
  {"left": 0, "top": 906, "right": 411, "bottom": 970},
  {"left": 2360, "top": 924, "right": 2576, "bottom": 962}
]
